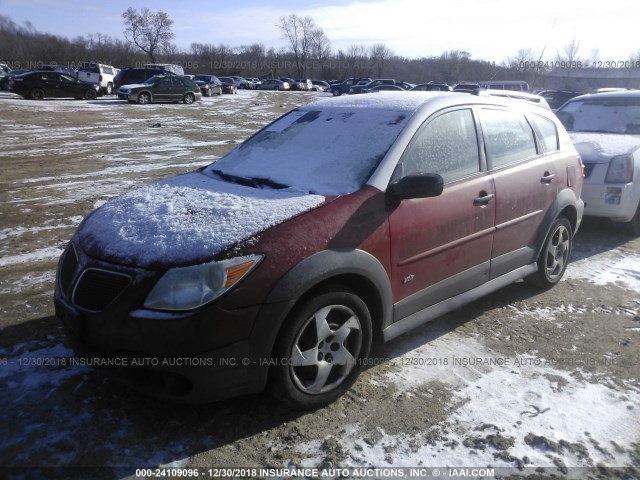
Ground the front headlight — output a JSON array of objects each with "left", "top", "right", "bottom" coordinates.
[
  {"left": 605, "top": 155, "right": 634, "bottom": 183},
  {"left": 144, "top": 254, "right": 263, "bottom": 311}
]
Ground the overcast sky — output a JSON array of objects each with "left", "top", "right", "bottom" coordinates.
[{"left": 1, "top": 0, "right": 637, "bottom": 63}]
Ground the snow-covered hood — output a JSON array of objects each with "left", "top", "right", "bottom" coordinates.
[
  {"left": 569, "top": 132, "right": 640, "bottom": 164},
  {"left": 78, "top": 172, "right": 326, "bottom": 267}
]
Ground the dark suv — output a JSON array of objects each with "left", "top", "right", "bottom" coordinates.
[
  {"left": 55, "top": 92, "right": 584, "bottom": 409},
  {"left": 330, "top": 77, "right": 373, "bottom": 96}
]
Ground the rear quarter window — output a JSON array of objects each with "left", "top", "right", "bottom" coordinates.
[
  {"left": 481, "top": 108, "right": 537, "bottom": 168},
  {"left": 528, "top": 114, "right": 559, "bottom": 152}
]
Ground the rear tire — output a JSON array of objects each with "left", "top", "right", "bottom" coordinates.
[
  {"left": 30, "top": 88, "right": 45, "bottom": 100},
  {"left": 270, "top": 289, "right": 372, "bottom": 410},
  {"left": 183, "top": 93, "right": 195, "bottom": 104},
  {"left": 106, "top": 83, "right": 113, "bottom": 95},
  {"left": 525, "top": 216, "right": 573, "bottom": 289},
  {"left": 85, "top": 89, "right": 97, "bottom": 100}
]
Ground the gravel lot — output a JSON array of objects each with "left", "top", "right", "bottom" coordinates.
[{"left": 0, "top": 90, "right": 639, "bottom": 479}]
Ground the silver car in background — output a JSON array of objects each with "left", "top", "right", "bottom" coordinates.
[{"left": 556, "top": 91, "right": 640, "bottom": 235}]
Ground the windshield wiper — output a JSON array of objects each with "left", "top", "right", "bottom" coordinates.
[{"left": 211, "top": 169, "right": 288, "bottom": 190}]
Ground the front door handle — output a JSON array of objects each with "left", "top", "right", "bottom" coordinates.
[
  {"left": 474, "top": 193, "right": 495, "bottom": 206},
  {"left": 541, "top": 172, "right": 555, "bottom": 184}
]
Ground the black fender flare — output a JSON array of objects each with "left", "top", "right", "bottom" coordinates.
[
  {"left": 533, "top": 187, "right": 582, "bottom": 258},
  {"left": 266, "top": 248, "right": 394, "bottom": 332}
]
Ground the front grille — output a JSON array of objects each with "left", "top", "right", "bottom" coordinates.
[
  {"left": 73, "top": 269, "right": 131, "bottom": 311},
  {"left": 58, "top": 244, "right": 78, "bottom": 298},
  {"left": 583, "top": 163, "right": 595, "bottom": 178}
]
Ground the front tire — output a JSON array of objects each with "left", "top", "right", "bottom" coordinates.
[
  {"left": 270, "top": 289, "right": 372, "bottom": 410},
  {"left": 183, "top": 93, "right": 195, "bottom": 104},
  {"left": 85, "top": 89, "right": 97, "bottom": 100},
  {"left": 137, "top": 92, "right": 151, "bottom": 104},
  {"left": 526, "top": 216, "right": 573, "bottom": 288},
  {"left": 624, "top": 201, "right": 640, "bottom": 236}
]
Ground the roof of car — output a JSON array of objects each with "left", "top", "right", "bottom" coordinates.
[
  {"left": 300, "top": 91, "right": 551, "bottom": 114},
  {"left": 567, "top": 90, "right": 640, "bottom": 102}
]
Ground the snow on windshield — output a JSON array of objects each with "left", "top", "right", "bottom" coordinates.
[
  {"left": 205, "top": 104, "right": 412, "bottom": 195},
  {"left": 557, "top": 98, "right": 640, "bottom": 134}
]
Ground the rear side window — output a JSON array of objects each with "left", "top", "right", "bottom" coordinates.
[
  {"left": 399, "top": 109, "right": 481, "bottom": 183},
  {"left": 481, "top": 109, "right": 537, "bottom": 168},
  {"left": 528, "top": 114, "right": 559, "bottom": 152}
]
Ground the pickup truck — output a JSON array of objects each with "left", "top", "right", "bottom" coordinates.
[{"left": 77, "top": 62, "right": 117, "bottom": 95}]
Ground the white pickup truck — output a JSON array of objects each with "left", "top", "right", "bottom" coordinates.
[{"left": 76, "top": 62, "right": 117, "bottom": 95}]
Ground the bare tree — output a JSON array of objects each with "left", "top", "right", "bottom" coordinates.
[
  {"left": 341, "top": 44, "right": 370, "bottom": 77},
  {"left": 277, "top": 14, "right": 326, "bottom": 77},
  {"left": 369, "top": 43, "right": 393, "bottom": 78},
  {"left": 507, "top": 48, "right": 545, "bottom": 89},
  {"left": 438, "top": 50, "right": 471, "bottom": 83},
  {"left": 555, "top": 38, "right": 581, "bottom": 63},
  {"left": 122, "top": 7, "right": 174, "bottom": 63},
  {"left": 310, "top": 28, "right": 332, "bottom": 78}
]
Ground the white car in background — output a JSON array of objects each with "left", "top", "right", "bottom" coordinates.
[
  {"left": 556, "top": 90, "right": 640, "bottom": 235},
  {"left": 77, "top": 62, "right": 117, "bottom": 95}
]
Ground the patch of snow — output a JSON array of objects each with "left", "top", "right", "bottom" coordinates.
[
  {"left": 0, "top": 246, "right": 63, "bottom": 267},
  {"left": 290, "top": 332, "right": 640, "bottom": 469},
  {"left": 566, "top": 252, "right": 640, "bottom": 291}
]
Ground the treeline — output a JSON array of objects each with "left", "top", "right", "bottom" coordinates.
[{"left": 0, "top": 14, "right": 539, "bottom": 86}]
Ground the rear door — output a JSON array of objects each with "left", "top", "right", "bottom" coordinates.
[
  {"left": 388, "top": 107, "right": 495, "bottom": 320},
  {"left": 153, "top": 77, "right": 174, "bottom": 101},
  {"left": 479, "top": 107, "right": 561, "bottom": 278}
]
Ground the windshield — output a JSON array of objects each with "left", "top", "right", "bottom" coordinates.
[
  {"left": 203, "top": 107, "right": 410, "bottom": 195},
  {"left": 556, "top": 98, "right": 640, "bottom": 134},
  {"left": 144, "top": 75, "right": 162, "bottom": 84}
]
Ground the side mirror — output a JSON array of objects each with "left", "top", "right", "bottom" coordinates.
[{"left": 387, "top": 173, "right": 444, "bottom": 202}]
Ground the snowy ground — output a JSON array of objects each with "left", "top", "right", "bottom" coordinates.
[{"left": 0, "top": 90, "right": 639, "bottom": 479}]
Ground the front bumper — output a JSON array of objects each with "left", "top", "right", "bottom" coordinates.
[
  {"left": 55, "top": 294, "right": 293, "bottom": 403},
  {"left": 54, "top": 243, "right": 294, "bottom": 403},
  {"left": 582, "top": 182, "right": 639, "bottom": 222}
]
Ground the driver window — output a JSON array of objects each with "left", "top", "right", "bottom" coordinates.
[{"left": 399, "top": 109, "right": 480, "bottom": 183}]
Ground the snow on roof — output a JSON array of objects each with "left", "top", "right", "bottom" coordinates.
[
  {"left": 79, "top": 172, "right": 325, "bottom": 267},
  {"left": 300, "top": 91, "right": 437, "bottom": 112}
]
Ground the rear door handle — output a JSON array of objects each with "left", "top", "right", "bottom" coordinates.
[
  {"left": 541, "top": 172, "right": 555, "bottom": 184},
  {"left": 474, "top": 193, "right": 495, "bottom": 206}
]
